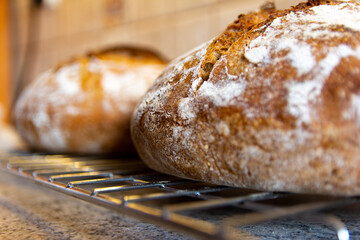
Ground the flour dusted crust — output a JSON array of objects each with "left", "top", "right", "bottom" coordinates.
[
  {"left": 15, "top": 47, "right": 167, "bottom": 154},
  {"left": 131, "top": 0, "right": 360, "bottom": 195}
]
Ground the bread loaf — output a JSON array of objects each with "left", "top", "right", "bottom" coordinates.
[
  {"left": 131, "top": 0, "right": 360, "bottom": 195},
  {"left": 15, "top": 47, "right": 167, "bottom": 154}
]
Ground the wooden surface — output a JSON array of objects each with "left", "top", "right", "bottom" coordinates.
[{"left": 0, "top": 0, "right": 10, "bottom": 122}]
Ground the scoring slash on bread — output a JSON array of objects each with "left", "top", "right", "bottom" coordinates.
[
  {"left": 15, "top": 47, "right": 167, "bottom": 155},
  {"left": 131, "top": 0, "right": 360, "bottom": 195}
]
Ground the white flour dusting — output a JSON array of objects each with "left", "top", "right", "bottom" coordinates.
[
  {"left": 216, "top": 121, "right": 230, "bottom": 136},
  {"left": 287, "top": 79, "right": 323, "bottom": 124},
  {"left": 55, "top": 63, "right": 81, "bottom": 96},
  {"left": 245, "top": 2, "right": 360, "bottom": 75},
  {"left": 39, "top": 128, "right": 67, "bottom": 151},
  {"left": 198, "top": 79, "right": 246, "bottom": 106},
  {"left": 287, "top": 45, "right": 360, "bottom": 125},
  {"left": 343, "top": 94, "right": 360, "bottom": 124},
  {"left": 351, "top": 95, "right": 360, "bottom": 124},
  {"left": 302, "top": 3, "right": 360, "bottom": 31},
  {"left": 101, "top": 63, "right": 164, "bottom": 102},
  {"left": 135, "top": 41, "right": 211, "bottom": 124},
  {"left": 178, "top": 98, "right": 196, "bottom": 121},
  {"left": 197, "top": 57, "right": 244, "bottom": 107},
  {"left": 15, "top": 54, "right": 165, "bottom": 153},
  {"left": 242, "top": 2, "right": 360, "bottom": 125},
  {"left": 33, "top": 110, "right": 50, "bottom": 128},
  {"left": 244, "top": 45, "right": 268, "bottom": 64}
]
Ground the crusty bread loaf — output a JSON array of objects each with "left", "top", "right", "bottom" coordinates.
[
  {"left": 131, "top": 0, "right": 360, "bottom": 195},
  {"left": 15, "top": 46, "right": 167, "bottom": 154}
]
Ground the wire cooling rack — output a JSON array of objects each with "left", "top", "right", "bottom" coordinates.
[{"left": 0, "top": 151, "right": 359, "bottom": 240}]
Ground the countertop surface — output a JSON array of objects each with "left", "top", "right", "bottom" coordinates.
[
  {"left": 0, "top": 171, "right": 190, "bottom": 240},
  {"left": 1, "top": 170, "right": 360, "bottom": 240}
]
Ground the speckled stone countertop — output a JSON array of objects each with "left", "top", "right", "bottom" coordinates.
[
  {"left": 0, "top": 171, "right": 191, "bottom": 240},
  {"left": 1, "top": 170, "right": 360, "bottom": 240}
]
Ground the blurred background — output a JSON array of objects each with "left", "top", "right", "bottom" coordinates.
[{"left": 0, "top": 0, "right": 303, "bottom": 124}]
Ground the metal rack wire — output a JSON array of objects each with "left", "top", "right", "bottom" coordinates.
[{"left": 0, "top": 151, "right": 358, "bottom": 240}]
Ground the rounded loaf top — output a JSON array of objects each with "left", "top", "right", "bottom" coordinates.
[
  {"left": 131, "top": 0, "right": 360, "bottom": 195},
  {"left": 15, "top": 46, "right": 167, "bottom": 154}
]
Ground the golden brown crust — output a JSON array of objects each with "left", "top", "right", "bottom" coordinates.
[
  {"left": 131, "top": 0, "right": 360, "bottom": 195},
  {"left": 199, "top": 0, "right": 343, "bottom": 81},
  {"left": 200, "top": 2, "right": 278, "bottom": 81},
  {"left": 87, "top": 46, "right": 168, "bottom": 63},
  {"left": 15, "top": 46, "right": 168, "bottom": 155}
]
